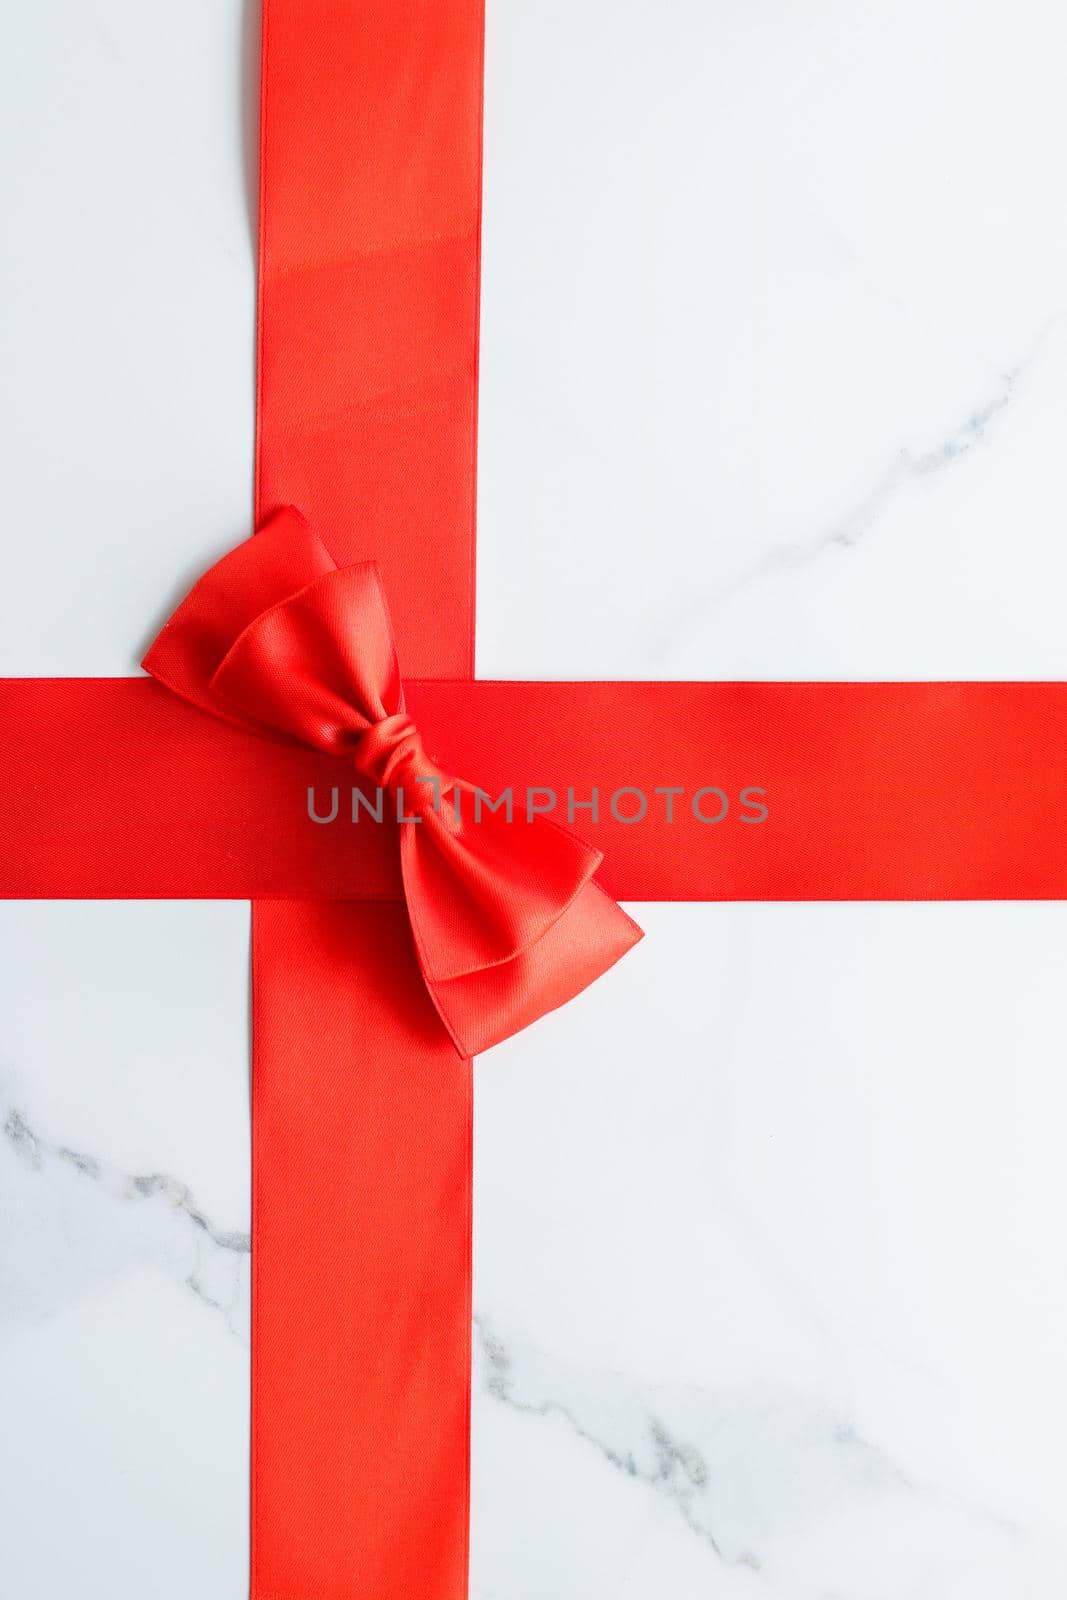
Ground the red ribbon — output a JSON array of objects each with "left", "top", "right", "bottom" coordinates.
[
  {"left": 143, "top": 506, "right": 640, "bottom": 1055},
  {"left": 4, "top": 2, "right": 1065, "bottom": 1596}
]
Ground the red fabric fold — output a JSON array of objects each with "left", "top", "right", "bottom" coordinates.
[{"left": 143, "top": 507, "right": 641, "bottom": 1054}]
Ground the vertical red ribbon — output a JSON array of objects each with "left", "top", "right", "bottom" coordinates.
[{"left": 251, "top": 3, "right": 484, "bottom": 1595}]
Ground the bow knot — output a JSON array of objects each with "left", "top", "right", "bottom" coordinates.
[
  {"left": 353, "top": 712, "right": 446, "bottom": 806},
  {"left": 142, "top": 508, "right": 641, "bottom": 1055}
]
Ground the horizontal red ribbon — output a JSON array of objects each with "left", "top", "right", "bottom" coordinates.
[{"left": 4, "top": 676, "right": 1066, "bottom": 900}]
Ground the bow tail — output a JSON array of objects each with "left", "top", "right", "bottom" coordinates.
[{"left": 422, "top": 880, "right": 643, "bottom": 1056}]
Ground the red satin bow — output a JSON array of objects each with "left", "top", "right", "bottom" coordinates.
[{"left": 143, "top": 508, "right": 642, "bottom": 1054}]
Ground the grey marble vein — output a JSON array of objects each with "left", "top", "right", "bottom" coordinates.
[
  {"left": 648, "top": 336, "right": 1048, "bottom": 663},
  {"left": 0, "top": 1090, "right": 1033, "bottom": 1590},
  {"left": 4, "top": 1107, "right": 249, "bottom": 1254},
  {"left": 1, "top": 1095, "right": 250, "bottom": 1337},
  {"left": 473, "top": 1316, "right": 1020, "bottom": 1580}
]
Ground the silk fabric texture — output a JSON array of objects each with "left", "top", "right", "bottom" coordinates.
[
  {"left": 251, "top": 4, "right": 487, "bottom": 1592},
  {"left": 143, "top": 507, "right": 641, "bottom": 1056}
]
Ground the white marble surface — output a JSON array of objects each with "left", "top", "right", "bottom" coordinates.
[
  {"left": 3, "top": 1, "right": 1067, "bottom": 1596},
  {"left": 478, "top": 0, "right": 1067, "bottom": 682}
]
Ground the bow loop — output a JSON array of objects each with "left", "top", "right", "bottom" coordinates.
[{"left": 143, "top": 507, "right": 642, "bottom": 1055}]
